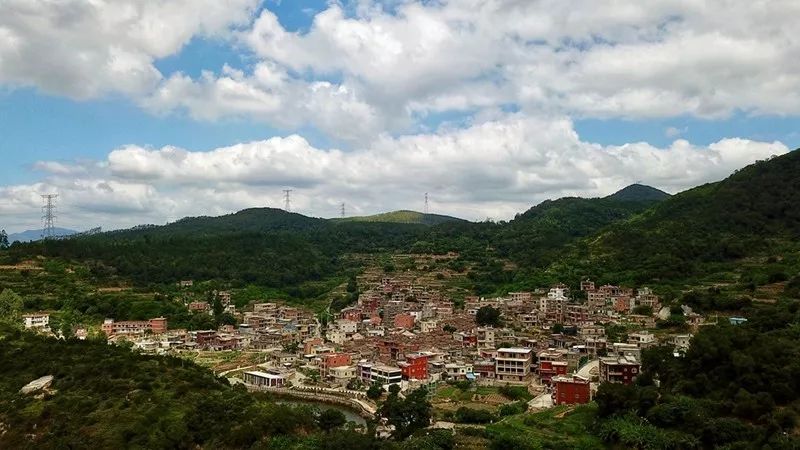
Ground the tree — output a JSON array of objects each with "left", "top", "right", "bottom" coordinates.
[
  {"left": 0, "top": 230, "right": 8, "bottom": 249},
  {"left": 443, "top": 324, "right": 457, "bottom": 333},
  {"left": 380, "top": 387, "right": 432, "bottom": 439},
  {"left": 316, "top": 409, "right": 347, "bottom": 432},
  {"left": 366, "top": 382, "right": 384, "bottom": 400},
  {"left": 0, "top": 289, "right": 23, "bottom": 323},
  {"left": 475, "top": 306, "right": 501, "bottom": 327}
]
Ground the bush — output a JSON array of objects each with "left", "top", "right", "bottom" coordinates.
[{"left": 454, "top": 407, "right": 495, "bottom": 424}]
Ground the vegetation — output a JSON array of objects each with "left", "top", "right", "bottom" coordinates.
[
  {"left": 335, "top": 210, "right": 466, "bottom": 226},
  {"left": 594, "top": 301, "right": 800, "bottom": 449},
  {"left": 475, "top": 306, "right": 501, "bottom": 327}
]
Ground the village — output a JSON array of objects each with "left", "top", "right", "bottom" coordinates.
[{"left": 18, "top": 251, "right": 742, "bottom": 428}]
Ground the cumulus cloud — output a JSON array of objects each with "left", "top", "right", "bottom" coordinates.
[
  {"left": 0, "top": 0, "right": 258, "bottom": 98},
  {"left": 3, "top": 116, "right": 788, "bottom": 232},
  {"left": 2, "top": 0, "right": 799, "bottom": 141}
]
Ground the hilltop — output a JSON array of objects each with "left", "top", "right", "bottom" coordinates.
[
  {"left": 606, "top": 184, "right": 671, "bottom": 202},
  {"left": 335, "top": 210, "right": 466, "bottom": 226}
]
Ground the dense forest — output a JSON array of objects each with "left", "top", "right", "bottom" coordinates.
[
  {"left": 594, "top": 300, "right": 800, "bottom": 449},
  {"left": 0, "top": 325, "right": 457, "bottom": 449}
]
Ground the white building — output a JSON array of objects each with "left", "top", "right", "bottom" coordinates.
[
  {"left": 495, "top": 347, "right": 533, "bottom": 382},
  {"left": 23, "top": 313, "right": 50, "bottom": 330}
]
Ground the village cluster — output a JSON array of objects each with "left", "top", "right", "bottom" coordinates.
[{"left": 21, "top": 271, "right": 730, "bottom": 410}]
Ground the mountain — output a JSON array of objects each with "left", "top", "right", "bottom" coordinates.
[
  {"left": 494, "top": 189, "right": 667, "bottom": 268},
  {"left": 582, "top": 150, "right": 800, "bottom": 283},
  {"left": 335, "top": 210, "right": 466, "bottom": 226},
  {"left": 7, "top": 227, "right": 78, "bottom": 243},
  {"left": 606, "top": 184, "right": 671, "bottom": 202}
]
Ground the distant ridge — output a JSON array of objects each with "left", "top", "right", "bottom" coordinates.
[
  {"left": 7, "top": 227, "right": 78, "bottom": 243},
  {"left": 335, "top": 210, "right": 466, "bottom": 226},
  {"left": 606, "top": 184, "right": 671, "bottom": 202}
]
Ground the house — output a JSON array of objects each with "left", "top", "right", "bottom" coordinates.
[
  {"left": 599, "top": 355, "right": 640, "bottom": 384},
  {"left": 495, "top": 347, "right": 533, "bottom": 382},
  {"left": 476, "top": 327, "right": 496, "bottom": 349},
  {"left": 444, "top": 362, "right": 473, "bottom": 380},
  {"left": 393, "top": 313, "right": 415, "bottom": 330},
  {"left": 321, "top": 353, "right": 352, "bottom": 378},
  {"left": 627, "top": 331, "right": 656, "bottom": 349},
  {"left": 358, "top": 362, "right": 402, "bottom": 386},
  {"left": 399, "top": 353, "right": 429, "bottom": 380},
  {"left": 538, "top": 360, "right": 568, "bottom": 384},
  {"left": 22, "top": 313, "right": 50, "bottom": 330},
  {"left": 553, "top": 375, "right": 591, "bottom": 405},
  {"left": 329, "top": 365, "right": 356, "bottom": 386}
]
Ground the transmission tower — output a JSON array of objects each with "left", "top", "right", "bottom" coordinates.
[
  {"left": 424, "top": 193, "right": 429, "bottom": 214},
  {"left": 41, "top": 194, "right": 58, "bottom": 239},
  {"left": 340, "top": 203, "right": 346, "bottom": 218},
  {"left": 283, "top": 189, "right": 293, "bottom": 212}
]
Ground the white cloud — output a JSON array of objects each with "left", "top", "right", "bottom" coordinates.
[
  {"left": 0, "top": 0, "right": 258, "bottom": 98},
  {"left": 2, "top": 116, "right": 788, "bottom": 232}
]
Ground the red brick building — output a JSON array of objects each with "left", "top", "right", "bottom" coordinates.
[
  {"left": 321, "top": 353, "right": 352, "bottom": 378},
  {"left": 538, "top": 360, "right": 568, "bottom": 384},
  {"left": 399, "top": 354, "right": 429, "bottom": 380},
  {"left": 393, "top": 313, "right": 415, "bottom": 330},
  {"left": 553, "top": 375, "right": 591, "bottom": 405}
]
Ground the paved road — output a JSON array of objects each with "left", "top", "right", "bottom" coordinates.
[
  {"left": 577, "top": 359, "right": 599, "bottom": 379},
  {"left": 528, "top": 392, "right": 553, "bottom": 410}
]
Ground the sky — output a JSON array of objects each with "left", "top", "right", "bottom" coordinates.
[{"left": 1, "top": 0, "right": 798, "bottom": 233}]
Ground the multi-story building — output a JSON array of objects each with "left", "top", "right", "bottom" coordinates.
[
  {"left": 102, "top": 317, "right": 167, "bottom": 336},
  {"left": 321, "top": 353, "right": 352, "bottom": 378},
  {"left": 399, "top": 353, "right": 429, "bottom": 380},
  {"left": 495, "top": 347, "right": 533, "bottom": 382},
  {"left": 476, "top": 327, "right": 496, "bottom": 349},
  {"left": 553, "top": 375, "right": 591, "bottom": 405},
  {"left": 599, "top": 355, "right": 641, "bottom": 384},
  {"left": 22, "top": 313, "right": 50, "bottom": 330},
  {"left": 358, "top": 362, "right": 402, "bottom": 386},
  {"left": 628, "top": 331, "right": 656, "bottom": 349}
]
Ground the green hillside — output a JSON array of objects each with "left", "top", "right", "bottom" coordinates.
[
  {"left": 606, "top": 183, "right": 671, "bottom": 202},
  {"left": 494, "top": 186, "right": 667, "bottom": 268},
  {"left": 336, "top": 210, "right": 466, "bottom": 226},
  {"left": 581, "top": 150, "right": 800, "bottom": 284}
]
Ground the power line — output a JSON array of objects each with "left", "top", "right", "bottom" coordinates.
[
  {"left": 283, "top": 189, "right": 293, "bottom": 212},
  {"left": 41, "top": 194, "right": 58, "bottom": 239}
]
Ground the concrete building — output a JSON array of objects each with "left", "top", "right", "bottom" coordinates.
[
  {"left": 599, "top": 355, "right": 641, "bottom": 384},
  {"left": 358, "top": 362, "right": 402, "bottom": 386},
  {"left": 22, "top": 313, "right": 50, "bottom": 330},
  {"left": 495, "top": 347, "right": 533, "bottom": 382}
]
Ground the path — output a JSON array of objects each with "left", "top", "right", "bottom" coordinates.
[{"left": 577, "top": 359, "right": 599, "bottom": 379}]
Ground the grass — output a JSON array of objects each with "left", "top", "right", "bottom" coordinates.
[{"left": 485, "top": 403, "right": 604, "bottom": 450}]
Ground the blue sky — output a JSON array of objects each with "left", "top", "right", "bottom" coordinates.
[{"left": 1, "top": 0, "right": 798, "bottom": 232}]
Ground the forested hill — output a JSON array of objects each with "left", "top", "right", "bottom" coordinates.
[
  {"left": 580, "top": 150, "right": 800, "bottom": 283},
  {"left": 490, "top": 186, "right": 668, "bottom": 268},
  {"left": 0, "top": 184, "right": 675, "bottom": 289},
  {"left": 335, "top": 210, "right": 466, "bottom": 226},
  {"left": 606, "top": 183, "right": 671, "bottom": 202}
]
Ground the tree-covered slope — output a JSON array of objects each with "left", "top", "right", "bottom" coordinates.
[
  {"left": 584, "top": 150, "right": 800, "bottom": 283},
  {"left": 606, "top": 184, "right": 671, "bottom": 202},
  {"left": 336, "top": 210, "right": 466, "bottom": 226},
  {"left": 494, "top": 191, "right": 664, "bottom": 268}
]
